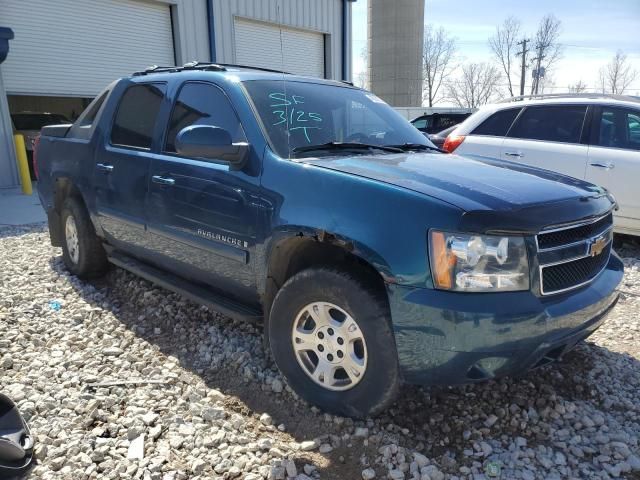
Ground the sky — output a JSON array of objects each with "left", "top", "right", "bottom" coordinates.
[{"left": 352, "top": 0, "right": 640, "bottom": 104}]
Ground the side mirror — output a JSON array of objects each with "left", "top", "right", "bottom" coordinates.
[{"left": 175, "top": 125, "right": 249, "bottom": 169}]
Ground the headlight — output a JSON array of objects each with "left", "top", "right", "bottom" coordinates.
[{"left": 429, "top": 230, "right": 529, "bottom": 292}]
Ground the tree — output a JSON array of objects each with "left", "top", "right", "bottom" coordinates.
[
  {"left": 446, "top": 62, "right": 503, "bottom": 108},
  {"left": 354, "top": 46, "right": 368, "bottom": 89},
  {"left": 599, "top": 51, "right": 638, "bottom": 94},
  {"left": 530, "top": 14, "right": 562, "bottom": 94},
  {"left": 568, "top": 80, "right": 588, "bottom": 93},
  {"left": 423, "top": 26, "right": 457, "bottom": 107},
  {"left": 488, "top": 16, "right": 522, "bottom": 97}
]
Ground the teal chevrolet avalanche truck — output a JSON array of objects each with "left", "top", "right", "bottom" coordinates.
[{"left": 35, "top": 63, "right": 623, "bottom": 417}]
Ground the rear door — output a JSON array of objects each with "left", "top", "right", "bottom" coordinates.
[
  {"left": 94, "top": 82, "right": 166, "bottom": 254},
  {"left": 145, "top": 81, "right": 261, "bottom": 304},
  {"left": 500, "top": 104, "right": 589, "bottom": 179},
  {"left": 587, "top": 105, "right": 640, "bottom": 234},
  {"left": 456, "top": 107, "right": 521, "bottom": 159}
]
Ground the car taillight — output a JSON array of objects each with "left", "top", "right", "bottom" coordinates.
[
  {"left": 33, "top": 134, "right": 41, "bottom": 179},
  {"left": 442, "top": 134, "right": 465, "bottom": 153}
]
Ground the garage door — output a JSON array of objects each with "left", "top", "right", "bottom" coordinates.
[
  {"left": 0, "top": 0, "right": 175, "bottom": 97},
  {"left": 234, "top": 18, "right": 325, "bottom": 78}
]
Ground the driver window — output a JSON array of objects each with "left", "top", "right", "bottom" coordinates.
[{"left": 164, "top": 82, "right": 245, "bottom": 153}]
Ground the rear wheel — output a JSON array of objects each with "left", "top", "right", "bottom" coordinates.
[
  {"left": 60, "top": 197, "right": 108, "bottom": 278},
  {"left": 268, "top": 268, "right": 400, "bottom": 418}
]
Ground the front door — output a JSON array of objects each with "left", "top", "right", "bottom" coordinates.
[
  {"left": 500, "top": 104, "right": 589, "bottom": 180},
  {"left": 145, "top": 81, "right": 260, "bottom": 304},
  {"left": 587, "top": 106, "right": 640, "bottom": 235},
  {"left": 93, "top": 82, "right": 166, "bottom": 254}
]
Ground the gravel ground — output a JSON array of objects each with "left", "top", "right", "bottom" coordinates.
[{"left": 1, "top": 224, "right": 639, "bottom": 480}]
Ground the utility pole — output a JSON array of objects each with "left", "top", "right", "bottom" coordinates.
[
  {"left": 516, "top": 39, "right": 529, "bottom": 96},
  {"left": 531, "top": 43, "right": 545, "bottom": 95}
]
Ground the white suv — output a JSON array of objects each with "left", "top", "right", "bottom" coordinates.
[{"left": 444, "top": 94, "right": 640, "bottom": 236}]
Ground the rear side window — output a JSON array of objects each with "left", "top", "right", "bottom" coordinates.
[
  {"left": 595, "top": 107, "right": 640, "bottom": 151},
  {"left": 508, "top": 105, "right": 587, "bottom": 144},
  {"left": 412, "top": 118, "right": 428, "bottom": 129},
  {"left": 78, "top": 93, "right": 107, "bottom": 127},
  {"left": 111, "top": 83, "right": 166, "bottom": 149},
  {"left": 471, "top": 108, "right": 520, "bottom": 136},
  {"left": 68, "top": 91, "right": 108, "bottom": 140},
  {"left": 164, "top": 82, "right": 245, "bottom": 153}
]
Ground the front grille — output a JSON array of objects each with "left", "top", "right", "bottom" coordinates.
[
  {"left": 536, "top": 212, "right": 613, "bottom": 295},
  {"left": 537, "top": 213, "right": 613, "bottom": 249},
  {"left": 541, "top": 242, "right": 612, "bottom": 293}
]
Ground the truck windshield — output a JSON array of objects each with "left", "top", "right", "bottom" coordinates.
[{"left": 243, "top": 80, "right": 434, "bottom": 158}]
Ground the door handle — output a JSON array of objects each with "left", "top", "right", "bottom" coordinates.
[
  {"left": 152, "top": 175, "right": 175, "bottom": 186},
  {"left": 96, "top": 163, "right": 114, "bottom": 173},
  {"left": 504, "top": 152, "right": 524, "bottom": 158},
  {"left": 589, "top": 162, "right": 614, "bottom": 170}
]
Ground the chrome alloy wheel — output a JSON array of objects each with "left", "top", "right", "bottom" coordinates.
[
  {"left": 65, "top": 215, "right": 80, "bottom": 264},
  {"left": 291, "top": 302, "right": 368, "bottom": 391}
]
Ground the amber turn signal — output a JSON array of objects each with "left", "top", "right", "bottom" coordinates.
[{"left": 430, "top": 231, "right": 456, "bottom": 289}]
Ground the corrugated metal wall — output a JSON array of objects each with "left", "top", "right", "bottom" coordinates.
[
  {"left": 213, "top": 0, "right": 345, "bottom": 79},
  {"left": 173, "top": 0, "right": 211, "bottom": 65},
  {"left": 0, "top": 0, "right": 175, "bottom": 97},
  {"left": 234, "top": 18, "right": 325, "bottom": 77},
  {"left": 0, "top": 0, "right": 210, "bottom": 187}
]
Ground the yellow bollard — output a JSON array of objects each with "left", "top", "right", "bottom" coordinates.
[{"left": 14, "top": 134, "right": 32, "bottom": 195}]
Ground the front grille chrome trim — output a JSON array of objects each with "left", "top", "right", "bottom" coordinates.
[
  {"left": 538, "top": 240, "right": 611, "bottom": 295},
  {"left": 536, "top": 214, "right": 614, "bottom": 296},
  {"left": 538, "top": 212, "right": 612, "bottom": 235},
  {"left": 535, "top": 224, "right": 612, "bottom": 253}
]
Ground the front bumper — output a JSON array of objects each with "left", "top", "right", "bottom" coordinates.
[{"left": 388, "top": 253, "right": 623, "bottom": 385}]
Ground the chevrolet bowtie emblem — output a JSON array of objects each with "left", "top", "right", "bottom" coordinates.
[{"left": 589, "top": 235, "right": 608, "bottom": 257}]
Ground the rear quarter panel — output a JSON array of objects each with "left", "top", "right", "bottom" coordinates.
[{"left": 37, "top": 136, "right": 96, "bottom": 213}]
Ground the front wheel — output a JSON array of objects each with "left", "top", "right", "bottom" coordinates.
[{"left": 268, "top": 268, "right": 400, "bottom": 418}]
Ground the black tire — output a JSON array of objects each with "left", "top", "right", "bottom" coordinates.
[
  {"left": 60, "top": 197, "right": 108, "bottom": 278},
  {"left": 268, "top": 268, "right": 400, "bottom": 418}
]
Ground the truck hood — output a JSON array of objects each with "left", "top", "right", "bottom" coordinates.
[{"left": 304, "top": 152, "right": 615, "bottom": 234}]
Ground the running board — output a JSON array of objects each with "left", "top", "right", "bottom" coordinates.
[{"left": 107, "top": 251, "right": 263, "bottom": 323}]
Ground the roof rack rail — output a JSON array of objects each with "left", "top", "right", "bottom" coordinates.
[
  {"left": 132, "top": 61, "right": 296, "bottom": 77},
  {"left": 500, "top": 93, "right": 640, "bottom": 103},
  {"left": 132, "top": 62, "right": 226, "bottom": 76}
]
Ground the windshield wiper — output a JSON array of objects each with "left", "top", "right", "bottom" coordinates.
[
  {"left": 385, "top": 143, "right": 446, "bottom": 153},
  {"left": 292, "top": 142, "right": 404, "bottom": 155}
]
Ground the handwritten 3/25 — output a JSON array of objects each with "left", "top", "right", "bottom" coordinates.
[{"left": 269, "top": 92, "right": 323, "bottom": 143}]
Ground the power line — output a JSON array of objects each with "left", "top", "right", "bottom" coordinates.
[{"left": 449, "top": 39, "right": 634, "bottom": 53}]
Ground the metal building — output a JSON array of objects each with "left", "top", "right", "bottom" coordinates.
[
  {"left": 0, "top": 0, "right": 354, "bottom": 188},
  {"left": 367, "top": 0, "right": 424, "bottom": 107}
]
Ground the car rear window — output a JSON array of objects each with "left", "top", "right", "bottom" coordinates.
[
  {"left": 471, "top": 108, "right": 521, "bottom": 136},
  {"left": 508, "top": 105, "right": 587, "bottom": 144},
  {"left": 111, "top": 83, "right": 166, "bottom": 149}
]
